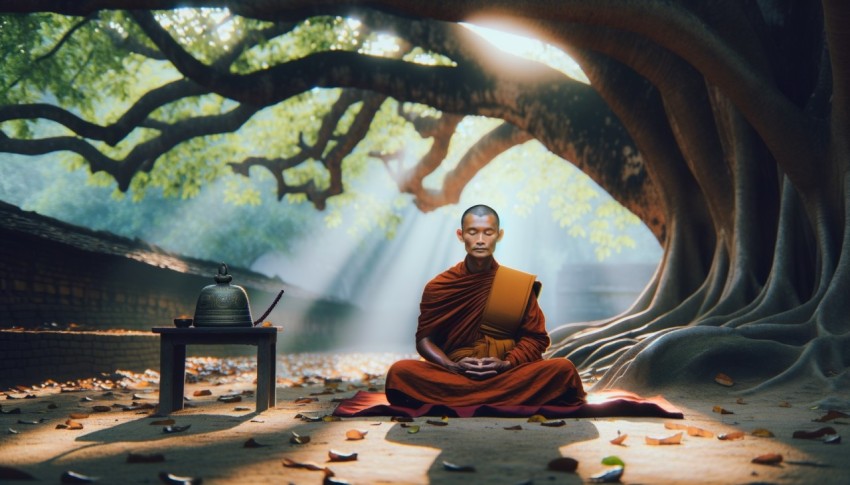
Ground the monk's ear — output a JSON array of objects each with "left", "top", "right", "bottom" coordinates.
[
  {"left": 497, "top": 228, "right": 504, "bottom": 241},
  {"left": 456, "top": 228, "right": 464, "bottom": 242}
]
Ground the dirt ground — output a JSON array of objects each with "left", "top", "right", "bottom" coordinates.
[{"left": 1, "top": 355, "right": 848, "bottom": 485}]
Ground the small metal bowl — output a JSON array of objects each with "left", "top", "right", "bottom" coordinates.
[{"left": 173, "top": 317, "right": 193, "bottom": 328}]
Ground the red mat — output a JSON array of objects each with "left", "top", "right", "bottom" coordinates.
[{"left": 333, "top": 390, "right": 683, "bottom": 419}]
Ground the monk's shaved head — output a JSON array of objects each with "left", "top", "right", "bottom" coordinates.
[{"left": 461, "top": 204, "right": 500, "bottom": 229}]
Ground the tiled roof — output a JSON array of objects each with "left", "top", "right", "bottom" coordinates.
[{"left": 0, "top": 200, "right": 314, "bottom": 298}]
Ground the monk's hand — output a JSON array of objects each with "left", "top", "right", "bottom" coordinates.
[
  {"left": 461, "top": 357, "right": 511, "bottom": 380},
  {"left": 447, "top": 357, "right": 481, "bottom": 375}
]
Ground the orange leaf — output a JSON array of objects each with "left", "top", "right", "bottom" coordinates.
[
  {"left": 664, "top": 422, "right": 688, "bottom": 430},
  {"left": 610, "top": 433, "right": 628, "bottom": 445},
  {"left": 294, "top": 397, "right": 317, "bottom": 404},
  {"left": 328, "top": 450, "right": 358, "bottom": 462},
  {"left": 712, "top": 406, "right": 734, "bottom": 415},
  {"left": 193, "top": 389, "right": 212, "bottom": 397},
  {"left": 64, "top": 419, "right": 84, "bottom": 430},
  {"left": 345, "top": 429, "right": 367, "bottom": 440},
  {"left": 751, "top": 428, "right": 774, "bottom": 438},
  {"left": 751, "top": 453, "right": 783, "bottom": 465},
  {"left": 687, "top": 426, "right": 714, "bottom": 438},
  {"left": 718, "top": 431, "right": 745, "bottom": 440},
  {"left": 645, "top": 431, "right": 683, "bottom": 445},
  {"left": 282, "top": 458, "right": 326, "bottom": 472},
  {"left": 68, "top": 413, "right": 89, "bottom": 419},
  {"left": 714, "top": 373, "right": 734, "bottom": 387},
  {"left": 527, "top": 414, "right": 547, "bottom": 423}
]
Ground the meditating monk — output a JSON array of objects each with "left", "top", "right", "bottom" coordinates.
[{"left": 385, "top": 204, "right": 586, "bottom": 407}]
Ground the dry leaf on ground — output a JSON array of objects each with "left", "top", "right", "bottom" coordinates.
[
  {"left": 814, "top": 410, "right": 849, "bottom": 422},
  {"left": 541, "top": 420, "right": 566, "bottom": 427},
  {"left": 504, "top": 425, "right": 523, "bottom": 431},
  {"left": 244, "top": 438, "right": 269, "bottom": 448},
  {"left": 426, "top": 419, "right": 448, "bottom": 426},
  {"left": 718, "top": 431, "right": 745, "bottom": 440},
  {"left": 527, "top": 414, "right": 547, "bottom": 423},
  {"left": 714, "top": 373, "right": 734, "bottom": 386},
  {"left": 687, "top": 426, "right": 714, "bottom": 438},
  {"left": 752, "top": 428, "right": 775, "bottom": 437},
  {"left": 290, "top": 431, "right": 311, "bottom": 444},
  {"left": 712, "top": 406, "right": 734, "bottom": 415},
  {"left": 162, "top": 425, "right": 191, "bottom": 434},
  {"left": 646, "top": 431, "right": 683, "bottom": 445},
  {"left": 442, "top": 461, "right": 475, "bottom": 472},
  {"left": 751, "top": 453, "right": 783, "bottom": 465},
  {"left": 192, "top": 390, "right": 212, "bottom": 397},
  {"left": 793, "top": 427, "right": 837, "bottom": 439},
  {"left": 345, "top": 429, "right": 367, "bottom": 440},
  {"left": 391, "top": 416, "right": 413, "bottom": 423},
  {"left": 282, "top": 458, "right": 327, "bottom": 471},
  {"left": 610, "top": 433, "right": 628, "bottom": 445},
  {"left": 328, "top": 450, "right": 358, "bottom": 462},
  {"left": 158, "top": 471, "right": 202, "bottom": 484}
]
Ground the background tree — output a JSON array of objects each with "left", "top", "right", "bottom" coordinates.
[{"left": 1, "top": 0, "right": 848, "bottom": 395}]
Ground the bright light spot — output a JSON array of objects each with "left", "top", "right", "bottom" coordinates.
[
  {"left": 360, "top": 33, "right": 401, "bottom": 56},
  {"left": 461, "top": 23, "right": 590, "bottom": 84}
]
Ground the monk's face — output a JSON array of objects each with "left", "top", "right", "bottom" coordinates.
[{"left": 457, "top": 213, "right": 504, "bottom": 261}]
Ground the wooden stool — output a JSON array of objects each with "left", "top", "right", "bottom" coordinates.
[{"left": 152, "top": 327, "right": 279, "bottom": 415}]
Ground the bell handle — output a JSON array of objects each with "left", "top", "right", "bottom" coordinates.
[{"left": 253, "top": 289, "right": 284, "bottom": 326}]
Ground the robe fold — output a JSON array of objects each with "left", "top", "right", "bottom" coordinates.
[{"left": 385, "top": 259, "right": 586, "bottom": 407}]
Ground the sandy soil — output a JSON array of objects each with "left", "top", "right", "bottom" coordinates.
[{"left": 1, "top": 357, "right": 848, "bottom": 485}]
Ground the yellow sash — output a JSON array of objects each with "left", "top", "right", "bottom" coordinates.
[{"left": 479, "top": 266, "right": 540, "bottom": 339}]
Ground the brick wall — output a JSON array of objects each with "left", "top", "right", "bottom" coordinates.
[{"left": 0, "top": 330, "right": 160, "bottom": 388}]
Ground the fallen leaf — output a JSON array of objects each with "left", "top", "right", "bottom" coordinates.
[
  {"left": 162, "top": 425, "right": 191, "bottom": 434},
  {"left": 792, "top": 427, "right": 837, "bottom": 439},
  {"left": 751, "top": 453, "right": 783, "bottom": 465},
  {"left": 92, "top": 406, "right": 111, "bottom": 413},
  {"left": 547, "top": 457, "right": 578, "bottom": 472},
  {"left": 589, "top": 466, "right": 624, "bottom": 483},
  {"left": 217, "top": 395, "right": 241, "bottom": 403},
  {"left": 712, "top": 406, "right": 734, "bottom": 415},
  {"left": 610, "top": 433, "right": 628, "bottom": 445},
  {"left": 150, "top": 419, "right": 175, "bottom": 426},
  {"left": 601, "top": 456, "right": 625, "bottom": 467},
  {"left": 718, "top": 431, "right": 745, "bottom": 440},
  {"left": 132, "top": 394, "right": 148, "bottom": 400},
  {"left": 442, "top": 461, "right": 475, "bottom": 472},
  {"left": 645, "top": 431, "right": 683, "bottom": 445},
  {"left": 541, "top": 420, "right": 566, "bottom": 427},
  {"left": 294, "top": 397, "right": 318, "bottom": 404},
  {"left": 60, "top": 470, "right": 98, "bottom": 483},
  {"left": 234, "top": 407, "right": 250, "bottom": 411},
  {"left": 687, "top": 426, "right": 714, "bottom": 438},
  {"left": 814, "top": 410, "right": 849, "bottom": 422},
  {"left": 244, "top": 438, "right": 269, "bottom": 448},
  {"left": 282, "top": 458, "right": 327, "bottom": 471},
  {"left": 426, "top": 419, "right": 448, "bottom": 426},
  {"left": 751, "top": 428, "right": 775, "bottom": 437},
  {"left": 714, "top": 373, "right": 734, "bottom": 386},
  {"left": 0, "top": 465, "right": 36, "bottom": 480},
  {"left": 328, "top": 450, "right": 358, "bottom": 462},
  {"left": 295, "top": 413, "right": 322, "bottom": 422},
  {"left": 322, "top": 415, "right": 341, "bottom": 422},
  {"left": 158, "top": 471, "right": 202, "bottom": 484},
  {"left": 664, "top": 422, "right": 688, "bottom": 430},
  {"left": 778, "top": 401, "right": 792, "bottom": 408},
  {"left": 823, "top": 434, "right": 841, "bottom": 444},
  {"left": 504, "top": 425, "right": 523, "bottom": 431},
  {"left": 193, "top": 390, "right": 212, "bottom": 397},
  {"left": 390, "top": 416, "right": 413, "bottom": 423},
  {"left": 345, "top": 429, "right": 367, "bottom": 440},
  {"left": 65, "top": 419, "right": 84, "bottom": 430},
  {"left": 290, "top": 431, "right": 311, "bottom": 444},
  {"left": 126, "top": 452, "right": 165, "bottom": 463},
  {"left": 527, "top": 414, "right": 547, "bottom": 423},
  {"left": 406, "top": 425, "right": 420, "bottom": 434}
]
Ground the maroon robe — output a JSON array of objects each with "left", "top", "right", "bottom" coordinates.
[{"left": 385, "top": 259, "right": 585, "bottom": 407}]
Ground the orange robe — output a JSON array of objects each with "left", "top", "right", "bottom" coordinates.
[{"left": 385, "top": 259, "right": 586, "bottom": 407}]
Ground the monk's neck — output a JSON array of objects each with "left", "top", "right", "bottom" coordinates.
[{"left": 464, "top": 255, "right": 495, "bottom": 274}]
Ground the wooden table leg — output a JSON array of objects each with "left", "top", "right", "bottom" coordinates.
[
  {"left": 158, "top": 337, "right": 186, "bottom": 415},
  {"left": 256, "top": 337, "right": 276, "bottom": 412}
]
